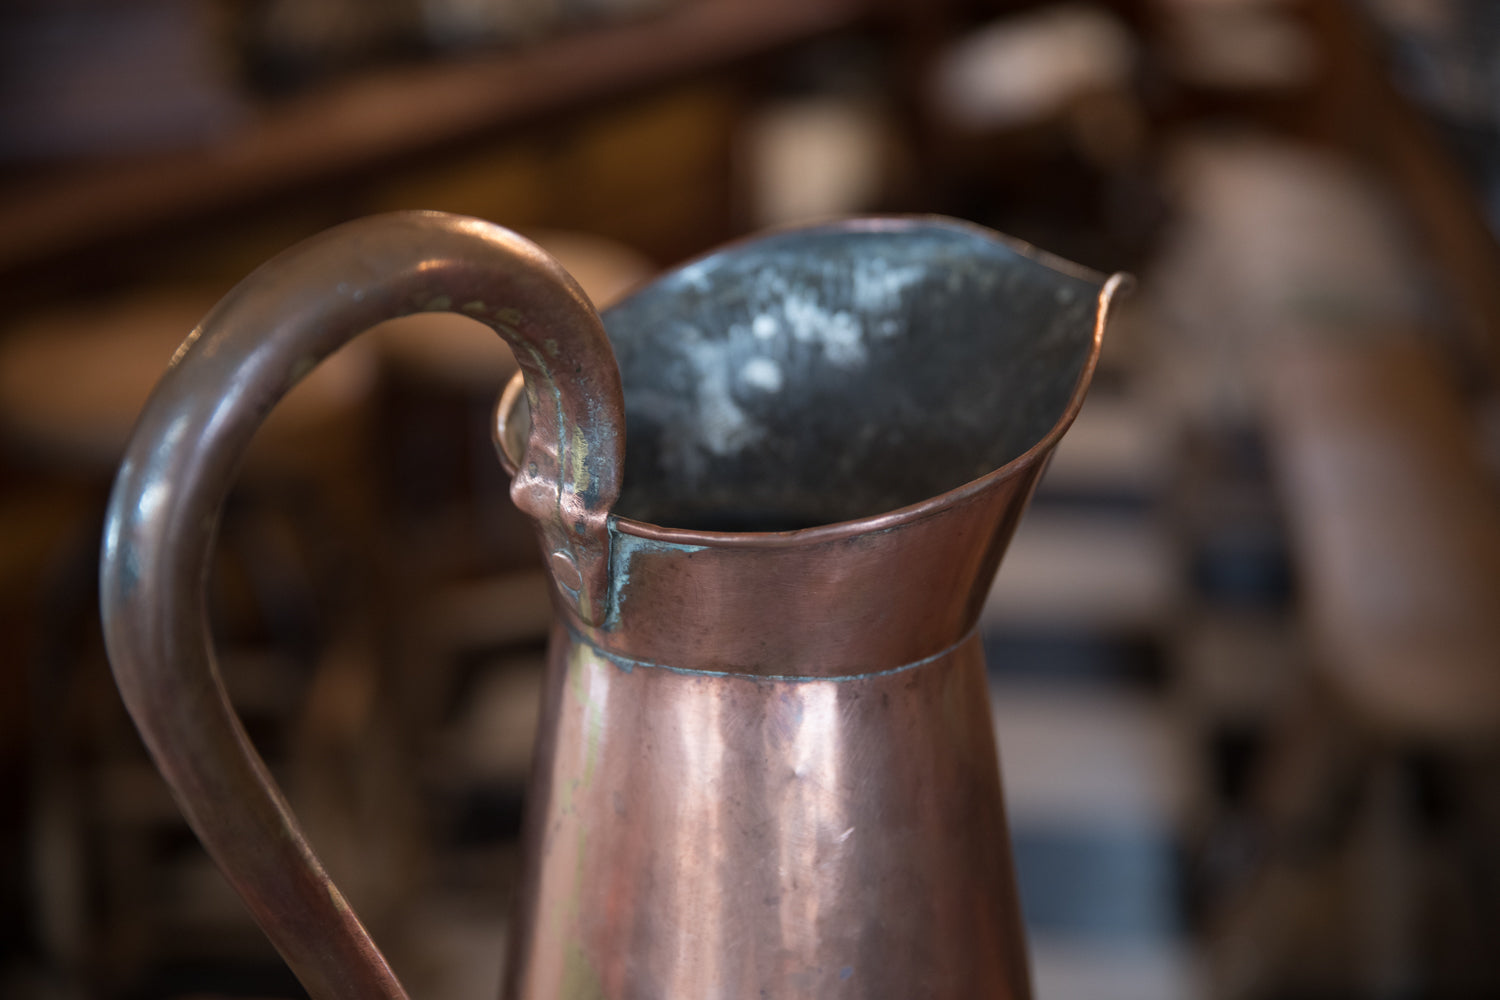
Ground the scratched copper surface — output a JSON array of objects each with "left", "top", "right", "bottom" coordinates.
[{"left": 505, "top": 627, "right": 1030, "bottom": 1000}]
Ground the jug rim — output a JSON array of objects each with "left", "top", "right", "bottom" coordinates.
[
  {"left": 493, "top": 215, "right": 1130, "bottom": 548},
  {"left": 608, "top": 266, "right": 1128, "bottom": 548},
  {"left": 685, "top": 212, "right": 1114, "bottom": 282}
]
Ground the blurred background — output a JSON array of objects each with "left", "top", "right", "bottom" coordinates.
[{"left": 2, "top": 0, "right": 1499, "bottom": 997}]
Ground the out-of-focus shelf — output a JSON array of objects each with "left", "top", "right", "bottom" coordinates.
[{"left": 0, "top": 0, "right": 870, "bottom": 277}]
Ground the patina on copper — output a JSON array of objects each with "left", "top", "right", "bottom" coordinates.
[{"left": 100, "top": 212, "right": 1126, "bottom": 1000}]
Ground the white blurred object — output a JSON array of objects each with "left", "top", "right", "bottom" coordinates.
[
  {"left": 1030, "top": 938, "right": 1203, "bottom": 1000},
  {"left": 984, "top": 511, "right": 1180, "bottom": 632},
  {"left": 931, "top": 4, "right": 1137, "bottom": 130},
  {"left": 1157, "top": 0, "right": 1317, "bottom": 91},
  {"left": 992, "top": 684, "right": 1195, "bottom": 829},
  {"left": 743, "top": 97, "right": 891, "bottom": 228},
  {"left": 1042, "top": 392, "right": 1175, "bottom": 497}
]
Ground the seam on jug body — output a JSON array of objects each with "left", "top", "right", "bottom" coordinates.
[{"left": 564, "top": 623, "right": 980, "bottom": 683}]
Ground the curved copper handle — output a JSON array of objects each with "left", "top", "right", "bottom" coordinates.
[{"left": 99, "top": 212, "right": 624, "bottom": 1000}]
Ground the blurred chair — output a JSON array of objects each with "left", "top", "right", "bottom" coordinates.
[{"left": 1259, "top": 336, "right": 1500, "bottom": 998}]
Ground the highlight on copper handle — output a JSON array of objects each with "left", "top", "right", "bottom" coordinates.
[{"left": 99, "top": 211, "right": 625, "bottom": 1000}]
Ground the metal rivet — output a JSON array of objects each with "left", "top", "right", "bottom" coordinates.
[{"left": 549, "top": 550, "right": 583, "bottom": 592}]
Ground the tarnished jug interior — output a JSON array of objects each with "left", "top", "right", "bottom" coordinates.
[{"left": 498, "top": 219, "right": 1107, "bottom": 532}]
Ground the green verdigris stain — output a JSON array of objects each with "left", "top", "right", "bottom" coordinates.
[
  {"left": 425, "top": 295, "right": 452, "bottom": 311},
  {"left": 461, "top": 300, "right": 487, "bottom": 315},
  {"left": 583, "top": 687, "right": 602, "bottom": 790},
  {"left": 569, "top": 426, "right": 590, "bottom": 490},
  {"left": 567, "top": 649, "right": 604, "bottom": 791},
  {"left": 558, "top": 826, "right": 601, "bottom": 998},
  {"left": 564, "top": 656, "right": 599, "bottom": 803},
  {"left": 569, "top": 645, "right": 589, "bottom": 705},
  {"left": 556, "top": 648, "right": 592, "bottom": 818},
  {"left": 562, "top": 942, "right": 607, "bottom": 1000},
  {"left": 560, "top": 730, "right": 603, "bottom": 1000},
  {"left": 544, "top": 651, "right": 607, "bottom": 1000},
  {"left": 575, "top": 825, "right": 589, "bottom": 888}
]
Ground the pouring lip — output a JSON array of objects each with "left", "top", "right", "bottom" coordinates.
[
  {"left": 676, "top": 212, "right": 1115, "bottom": 285},
  {"left": 493, "top": 215, "right": 1133, "bottom": 547},
  {"left": 608, "top": 263, "right": 1132, "bottom": 549}
]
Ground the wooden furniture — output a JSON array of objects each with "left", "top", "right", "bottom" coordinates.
[{"left": 1262, "top": 337, "right": 1500, "bottom": 997}]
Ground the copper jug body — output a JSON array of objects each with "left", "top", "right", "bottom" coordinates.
[{"left": 100, "top": 212, "right": 1125, "bottom": 999}]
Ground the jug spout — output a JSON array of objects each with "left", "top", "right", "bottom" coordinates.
[{"left": 495, "top": 218, "right": 1129, "bottom": 677}]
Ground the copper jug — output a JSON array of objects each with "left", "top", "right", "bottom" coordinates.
[{"left": 100, "top": 212, "right": 1126, "bottom": 999}]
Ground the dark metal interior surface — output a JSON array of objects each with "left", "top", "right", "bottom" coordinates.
[{"left": 601, "top": 219, "right": 1104, "bottom": 530}]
